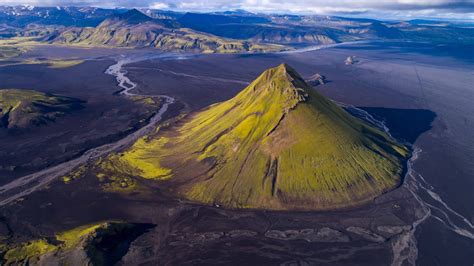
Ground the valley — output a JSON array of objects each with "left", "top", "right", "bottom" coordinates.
[
  {"left": 0, "top": 41, "right": 472, "bottom": 264},
  {"left": 2, "top": 6, "right": 474, "bottom": 56},
  {"left": 0, "top": 6, "right": 473, "bottom": 265}
]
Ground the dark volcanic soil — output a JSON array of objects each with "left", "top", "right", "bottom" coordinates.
[
  {"left": 0, "top": 164, "right": 420, "bottom": 265},
  {"left": 0, "top": 59, "right": 164, "bottom": 183},
  {"left": 0, "top": 43, "right": 473, "bottom": 265}
]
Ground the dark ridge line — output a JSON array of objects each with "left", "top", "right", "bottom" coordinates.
[
  {"left": 261, "top": 157, "right": 272, "bottom": 190},
  {"left": 270, "top": 158, "right": 279, "bottom": 196}
]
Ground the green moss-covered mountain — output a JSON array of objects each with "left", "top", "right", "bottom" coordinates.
[
  {"left": 53, "top": 9, "right": 284, "bottom": 54},
  {"left": 109, "top": 64, "right": 408, "bottom": 210},
  {"left": 0, "top": 89, "right": 83, "bottom": 129}
]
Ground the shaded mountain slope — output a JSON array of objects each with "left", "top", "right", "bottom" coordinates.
[
  {"left": 186, "top": 23, "right": 339, "bottom": 44},
  {"left": 0, "top": 89, "right": 83, "bottom": 129},
  {"left": 178, "top": 12, "right": 269, "bottom": 28},
  {"left": 176, "top": 13, "right": 403, "bottom": 44},
  {"left": 108, "top": 64, "right": 408, "bottom": 210},
  {"left": 178, "top": 13, "right": 339, "bottom": 44},
  {"left": 0, "top": 222, "right": 152, "bottom": 265},
  {"left": 111, "top": 8, "right": 178, "bottom": 28}
]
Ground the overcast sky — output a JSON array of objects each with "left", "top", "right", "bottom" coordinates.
[{"left": 1, "top": 0, "right": 474, "bottom": 20}]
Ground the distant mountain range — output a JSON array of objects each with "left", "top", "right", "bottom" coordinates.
[
  {"left": 0, "top": 6, "right": 120, "bottom": 27},
  {"left": 51, "top": 9, "right": 284, "bottom": 53},
  {"left": 1, "top": 6, "right": 473, "bottom": 52}
]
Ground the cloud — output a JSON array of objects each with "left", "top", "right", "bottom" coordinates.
[
  {"left": 1, "top": 0, "right": 473, "bottom": 19},
  {"left": 149, "top": 2, "right": 169, "bottom": 9}
]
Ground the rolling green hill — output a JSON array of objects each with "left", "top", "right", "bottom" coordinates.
[
  {"left": 0, "top": 222, "right": 150, "bottom": 265},
  {"left": 107, "top": 64, "right": 408, "bottom": 210},
  {"left": 0, "top": 89, "right": 83, "bottom": 129}
]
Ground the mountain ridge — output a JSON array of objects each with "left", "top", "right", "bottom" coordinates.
[
  {"left": 2, "top": 7, "right": 474, "bottom": 47},
  {"left": 51, "top": 9, "right": 284, "bottom": 53}
]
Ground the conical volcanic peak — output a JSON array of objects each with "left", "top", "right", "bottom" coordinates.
[
  {"left": 275, "top": 63, "right": 306, "bottom": 86},
  {"left": 114, "top": 64, "right": 409, "bottom": 211},
  {"left": 245, "top": 63, "right": 308, "bottom": 102},
  {"left": 226, "top": 63, "right": 312, "bottom": 118}
]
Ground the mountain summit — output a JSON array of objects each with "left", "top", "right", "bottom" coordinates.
[
  {"left": 112, "top": 64, "right": 408, "bottom": 210},
  {"left": 114, "top": 9, "right": 153, "bottom": 24}
]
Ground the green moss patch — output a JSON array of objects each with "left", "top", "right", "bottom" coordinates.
[
  {"left": 0, "top": 89, "right": 83, "bottom": 129},
  {"left": 0, "top": 222, "right": 152, "bottom": 265}
]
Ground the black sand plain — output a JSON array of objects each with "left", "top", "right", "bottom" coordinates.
[{"left": 0, "top": 42, "right": 472, "bottom": 265}]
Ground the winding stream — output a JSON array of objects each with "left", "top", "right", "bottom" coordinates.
[
  {"left": 107, "top": 52, "right": 474, "bottom": 265},
  {"left": 344, "top": 103, "right": 474, "bottom": 266},
  {"left": 0, "top": 55, "right": 176, "bottom": 206},
  {"left": 0, "top": 46, "right": 472, "bottom": 265}
]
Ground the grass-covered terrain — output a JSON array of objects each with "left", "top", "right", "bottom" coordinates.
[
  {"left": 22, "top": 58, "right": 85, "bottom": 69},
  {"left": 0, "top": 38, "right": 38, "bottom": 61},
  {"left": 54, "top": 23, "right": 285, "bottom": 53},
  {"left": 0, "top": 89, "right": 83, "bottom": 129},
  {"left": 106, "top": 64, "right": 408, "bottom": 210},
  {"left": 1, "top": 222, "right": 105, "bottom": 264},
  {"left": 0, "top": 222, "right": 151, "bottom": 265},
  {"left": 0, "top": 56, "right": 85, "bottom": 68},
  {"left": 0, "top": 46, "right": 24, "bottom": 60}
]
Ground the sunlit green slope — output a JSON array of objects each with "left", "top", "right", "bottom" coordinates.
[
  {"left": 0, "top": 89, "right": 83, "bottom": 128},
  {"left": 0, "top": 222, "right": 148, "bottom": 265},
  {"left": 114, "top": 64, "right": 408, "bottom": 210}
]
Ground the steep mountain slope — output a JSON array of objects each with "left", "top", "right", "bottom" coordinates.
[
  {"left": 53, "top": 9, "right": 284, "bottom": 53},
  {"left": 0, "top": 89, "right": 83, "bottom": 129},
  {"left": 111, "top": 8, "right": 178, "bottom": 28},
  {"left": 346, "top": 21, "right": 403, "bottom": 39},
  {"left": 109, "top": 64, "right": 408, "bottom": 210},
  {"left": 178, "top": 13, "right": 339, "bottom": 44},
  {"left": 184, "top": 23, "right": 339, "bottom": 44},
  {"left": 177, "top": 13, "right": 405, "bottom": 44}
]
